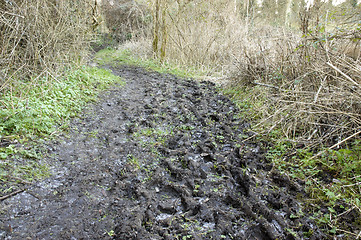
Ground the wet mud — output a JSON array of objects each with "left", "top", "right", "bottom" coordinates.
[{"left": 0, "top": 66, "right": 325, "bottom": 239}]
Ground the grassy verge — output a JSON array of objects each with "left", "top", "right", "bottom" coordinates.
[
  {"left": 93, "top": 47, "right": 206, "bottom": 79},
  {"left": 0, "top": 66, "right": 124, "bottom": 197},
  {"left": 223, "top": 85, "right": 361, "bottom": 239}
]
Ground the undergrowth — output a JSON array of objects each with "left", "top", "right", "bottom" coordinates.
[
  {"left": 0, "top": 66, "right": 124, "bottom": 197},
  {"left": 0, "top": 0, "right": 97, "bottom": 87},
  {"left": 0, "top": 67, "right": 123, "bottom": 139},
  {"left": 270, "top": 140, "right": 361, "bottom": 239},
  {"left": 224, "top": 85, "right": 361, "bottom": 239}
]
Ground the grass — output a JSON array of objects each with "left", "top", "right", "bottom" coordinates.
[
  {"left": 93, "top": 47, "right": 206, "bottom": 78},
  {"left": 0, "top": 65, "right": 124, "bottom": 196},
  {"left": 0, "top": 66, "right": 123, "bottom": 139}
]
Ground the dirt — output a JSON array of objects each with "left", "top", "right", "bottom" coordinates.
[{"left": 0, "top": 65, "right": 326, "bottom": 239}]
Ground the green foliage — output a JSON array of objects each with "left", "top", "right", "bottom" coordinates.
[
  {"left": 127, "top": 154, "right": 140, "bottom": 169},
  {"left": 270, "top": 141, "right": 361, "bottom": 237},
  {"left": 0, "top": 66, "right": 123, "bottom": 139},
  {"left": 0, "top": 143, "right": 50, "bottom": 196},
  {"left": 222, "top": 85, "right": 268, "bottom": 122},
  {"left": 106, "top": 229, "right": 115, "bottom": 237}
]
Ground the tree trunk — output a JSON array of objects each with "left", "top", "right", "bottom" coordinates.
[{"left": 152, "top": 0, "right": 160, "bottom": 57}]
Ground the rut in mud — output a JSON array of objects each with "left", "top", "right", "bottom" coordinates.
[{"left": 0, "top": 66, "right": 324, "bottom": 239}]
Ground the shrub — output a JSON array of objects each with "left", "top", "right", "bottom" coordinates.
[
  {"left": 0, "top": 0, "right": 95, "bottom": 90},
  {"left": 230, "top": 4, "right": 361, "bottom": 148},
  {"left": 100, "top": 0, "right": 151, "bottom": 43}
]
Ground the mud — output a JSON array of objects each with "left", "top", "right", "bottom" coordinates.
[{"left": 0, "top": 66, "right": 325, "bottom": 239}]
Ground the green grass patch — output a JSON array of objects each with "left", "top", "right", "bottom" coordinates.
[
  {"left": 268, "top": 140, "right": 361, "bottom": 238},
  {"left": 0, "top": 66, "right": 123, "bottom": 139},
  {"left": 0, "top": 66, "right": 124, "bottom": 195},
  {"left": 222, "top": 85, "right": 271, "bottom": 123},
  {"left": 94, "top": 47, "right": 204, "bottom": 78}
]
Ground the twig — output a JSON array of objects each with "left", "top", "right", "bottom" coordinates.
[
  {"left": 314, "top": 76, "right": 326, "bottom": 103},
  {"left": 241, "top": 131, "right": 260, "bottom": 143},
  {"left": 0, "top": 10, "right": 25, "bottom": 19},
  {"left": 309, "top": 129, "right": 361, "bottom": 160},
  {"left": 252, "top": 108, "right": 283, "bottom": 129},
  {"left": 0, "top": 189, "right": 25, "bottom": 201},
  {"left": 253, "top": 81, "right": 282, "bottom": 90},
  {"left": 351, "top": 175, "right": 361, "bottom": 180},
  {"left": 3, "top": 175, "right": 32, "bottom": 185},
  {"left": 335, "top": 228, "right": 358, "bottom": 237},
  {"left": 267, "top": 112, "right": 290, "bottom": 134},
  {"left": 328, "top": 129, "right": 361, "bottom": 150},
  {"left": 279, "top": 99, "right": 361, "bottom": 118},
  {"left": 353, "top": 201, "right": 361, "bottom": 213},
  {"left": 342, "top": 182, "right": 361, "bottom": 187},
  {"left": 327, "top": 62, "right": 360, "bottom": 88},
  {"left": 337, "top": 206, "right": 355, "bottom": 218}
]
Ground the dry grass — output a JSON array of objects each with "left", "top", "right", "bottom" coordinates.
[
  {"left": 147, "top": 0, "right": 361, "bottom": 149},
  {"left": 0, "top": 0, "right": 95, "bottom": 93},
  {"left": 230, "top": 15, "right": 361, "bottom": 149},
  {"left": 157, "top": 1, "right": 247, "bottom": 72}
]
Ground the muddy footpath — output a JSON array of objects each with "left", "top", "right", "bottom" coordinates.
[{"left": 0, "top": 65, "right": 325, "bottom": 239}]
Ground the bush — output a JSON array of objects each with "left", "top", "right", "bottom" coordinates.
[
  {"left": 0, "top": 0, "right": 95, "bottom": 90},
  {"left": 100, "top": 0, "right": 151, "bottom": 43},
  {"left": 230, "top": 5, "right": 361, "bottom": 148}
]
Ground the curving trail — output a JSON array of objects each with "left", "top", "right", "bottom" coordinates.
[{"left": 0, "top": 66, "right": 324, "bottom": 239}]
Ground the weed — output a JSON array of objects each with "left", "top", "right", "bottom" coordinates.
[
  {"left": 179, "top": 125, "right": 195, "bottom": 131},
  {"left": 0, "top": 66, "right": 123, "bottom": 139},
  {"left": 127, "top": 154, "right": 140, "bottom": 169},
  {"left": 193, "top": 184, "right": 200, "bottom": 193},
  {"left": 216, "top": 135, "right": 225, "bottom": 143},
  {"left": 106, "top": 230, "right": 115, "bottom": 237},
  {"left": 87, "top": 130, "right": 99, "bottom": 138},
  {"left": 182, "top": 234, "right": 192, "bottom": 240}
]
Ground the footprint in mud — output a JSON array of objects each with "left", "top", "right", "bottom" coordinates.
[{"left": 0, "top": 66, "right": 324, "bottom": 240}]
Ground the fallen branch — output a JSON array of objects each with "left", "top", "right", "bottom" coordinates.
[
  {"left": 310, "top": 129, "right": 361, "bottom": 160},
  {"left": 327, "top": 62, "right": 360, "bottom": 88},
  {"left": 0, "top": 189, "right": 25, "bottom": 201},
  {"left": 342, "top": 182, "right": 361, "bottom": 187},
  {"left": 3, "top": 175, "right": 32, "bottom": 185},
  {"left": 0, "top": 10, "right": 25, "bottom": 19},
  {"left": 253, "top": 81, "right": 282, "bottom": 90}
]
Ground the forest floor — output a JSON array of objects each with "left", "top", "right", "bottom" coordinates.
[{"left": 0, "top": 65, "right": 326, "bottom": 239}]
